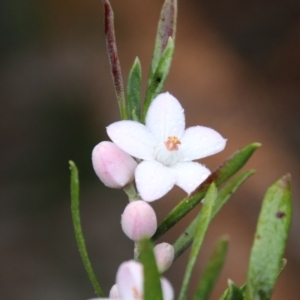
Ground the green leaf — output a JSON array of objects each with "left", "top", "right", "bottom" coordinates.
[
  {"left": 153, "top": 143, "right": 261, "bottom": 241},
  {"left": 69, "top": 161, "right": 104, "bottom": 297},
  {"left": 127, "top": 57, "right": 142, "bottom": 121},
  {"left": 220, "top": 280, "right": 244, "bottom": 300},
  {"left": 193, "top": 237, "right": 229, "bottom": 300},
  {"left": 178, "top": 183, "right": 217, "bottom": 300},
  {"left": 148, "top": 0, "right": 177, "bottom": 84},
  {"left": 139, "top": 238, "right": 163, "bottom": 300},
  {"left": 143, "top": 37, "right": 175, "bottom": 121},
  {"left": 245, "top": 174, "right": 292, "bottom": 300},
  {"left": 173, "top": 169, "right": 254, "bottom": 260},
  {"left": 102, "top": 0, "right": 127, "bottom": 119}
]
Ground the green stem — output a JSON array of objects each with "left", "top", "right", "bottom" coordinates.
[
  {"left": 69, "top": 161, "right": 104, "bottom": 297},
  {"left": 123, "top": 183, "right": 140, "bottom": 201}
]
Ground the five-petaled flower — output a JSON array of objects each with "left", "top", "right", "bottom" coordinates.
[
  {"left": 107, "top": 92, "right": 226, "bottom": 201},
  {"left": 88, "top": 260, "right": 174, "bottom": 300}
]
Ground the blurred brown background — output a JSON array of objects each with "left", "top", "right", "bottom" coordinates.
[{"left": 1, "top": 0, "right": 300, "bottom": 299}]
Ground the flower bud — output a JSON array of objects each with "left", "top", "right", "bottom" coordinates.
[
  {"left": 154, "top": 243, "right": 174, "bottom": 273},
  {"left": 121, "top": 201, "right": 157, "bottom": 241},
  {"left": 92, "top": 141, "right": 137, "bottom": 188}
]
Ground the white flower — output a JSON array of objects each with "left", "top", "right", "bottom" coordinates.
[
  {"left": 88, "top": 260, "right": 174, "bottom": 300},
  {"left": 107, "top": 92, "right": 226, "bottom": 201}
]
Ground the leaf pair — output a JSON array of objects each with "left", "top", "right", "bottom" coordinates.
[
  {"left": 103, "top": 0, "right": 177, "bottom": 122},
  {"left": 127, "top": 0, "right": 177, "bottom": 123}
]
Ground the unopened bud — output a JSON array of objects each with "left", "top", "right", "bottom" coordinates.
[
  {"left": 154, "top": 243, "right": 174, "bottom": 273},
  {"left": 121, "top": 201, "right": 157, "bottom": 241},
  {"left": 92, "top": 141, "right": 137, "bottom": 188}
]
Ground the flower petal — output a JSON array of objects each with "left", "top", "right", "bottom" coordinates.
[
  {"left": 146, "top": 92, "right": 185, "bottom": 142},
  {"left": 161, "top": 277, "right": 174, "bottom": 300},
  {"left": 180, "top": 126, "right": 227, "bottom": 161},
  {"left": 107, "top": 120, "right": 156, "bottom": 160},
  {"left": 135, "top": 161, "right": 176, "bottom": 201},
  {"left": 172, "top": 162, "right": 211, "bottom": 194},
  {"left": 116, "top": 260, "right": 143, "bottom": 300},
  {"left": 109, "top": 284, "right": 120, "bottom": 299}
]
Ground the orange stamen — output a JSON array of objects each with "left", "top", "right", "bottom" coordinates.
[{"left": 164, "top": 136, "right": 181, "bottom": 151}]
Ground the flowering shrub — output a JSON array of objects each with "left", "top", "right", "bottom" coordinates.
[{"left": 69, "top": 1, "right": 292, "bottom": 299}]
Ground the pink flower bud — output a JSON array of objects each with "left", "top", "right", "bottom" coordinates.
[
  {"left": 121, "top": 201, "right": 157, "bottom": 241},
  {"left": 154, "top": 243, "right": 174, "bottom": 273},
  {"left": 92, "top": 141, "right": 137, "bottom": 188}
]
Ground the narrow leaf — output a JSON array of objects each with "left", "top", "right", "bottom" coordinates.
[
  {"left": 173, "top": 169, "right": 254, "bottom": 260},
  {"left": 127, "top": 57, "right": 142, "bottom": 121},
  {"left": 245, "top": 174, "right": 292, "bottom": 300},
  {"left": 153, "top": 143, "right": 261, "bottom": 241},
  {"left": 69, "top": 161, "right": 104, "bottom": 297},
  {"left": 143, "top": 37, "right": 174, "bottom": 121},
  {"left": 102, "top": 0, "right": 127, "bottom": 119},
  {"left": 220, "top": 280, "right": 244, "bottom": 300},
  {"left": 139, "top": 238, "right": 163, "bottom": 300},
  {"left": 178, "top": 183, "right": 217, "bottom": 300},
  {"left": 148, "top": 0, "right": 177, "bottom": 82},
  {"left": 193, "top": 237, "right": 229, "bottom": 300}
]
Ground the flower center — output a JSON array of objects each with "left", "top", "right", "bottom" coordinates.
[
  {"left": 154, "top": 136, "right": 181, "bottom": 166},
  {"left": 164, "top": 136, "right": 181, "bottom": 151}
]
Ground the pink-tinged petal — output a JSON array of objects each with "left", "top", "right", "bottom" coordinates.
[
  {"left": 146, "top": 92, "right": 185, "bottom": 142},
  {"left": 161, "top": 277, "right": 174, "bottom": 300},
  {"left": 180, "top": 126, "right": 227, "bottom": 161},
  {"left": 107, "top": 120, "right": 155, "bottom": 160},
  {"left": 172, "top": 162, "right": 211, "bottom": 194},
  {"left": 116, "top": 260, "right": 143, "bottom": 300},
  {"left": 135, "top": 161, "right": 176, "bottom": 201}
]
